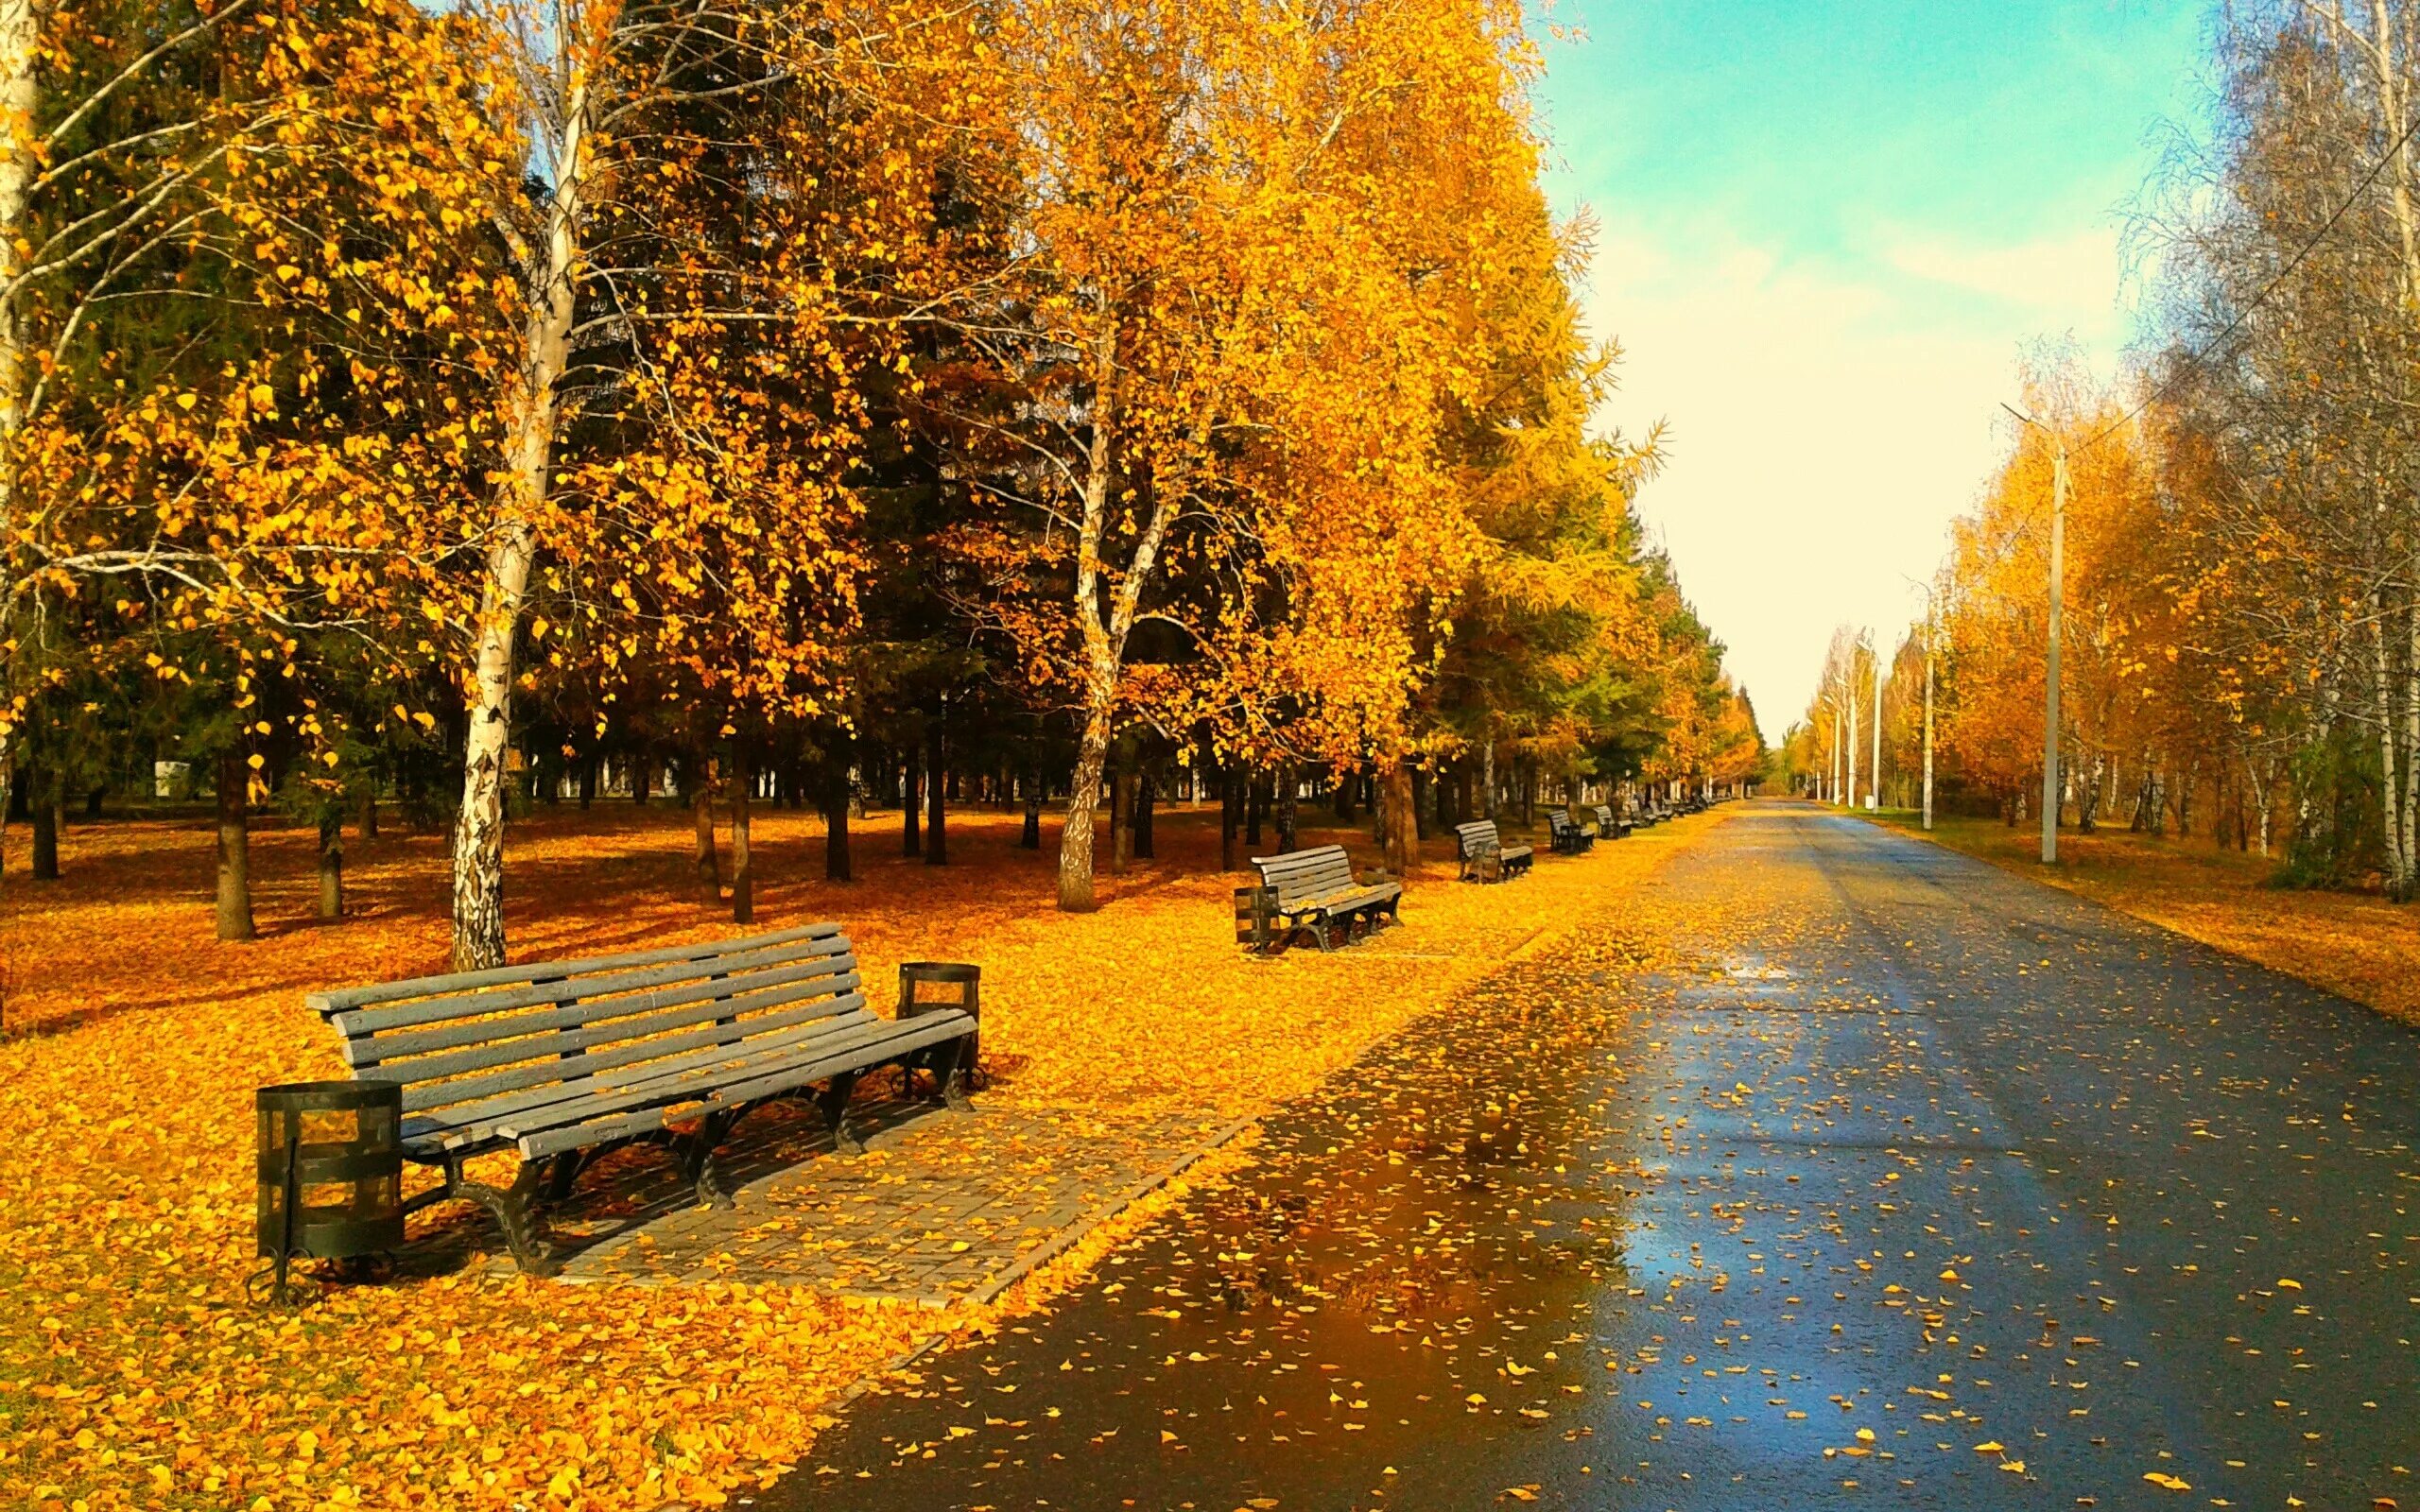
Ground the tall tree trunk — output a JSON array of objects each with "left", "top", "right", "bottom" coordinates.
[
  {"left": 216, "top": 747, "right": 255, "bottom": 942},
  {"left": 0, "top": 0, "right": 36, "bottom": 616},
  {"left": 691, "top": 756, "right": 720, "bottom": 904},
  {"left": 317, "top": 810, "right": 343, "bottom": 921},
  {"left": 1109, "top": 764, "right": 1132, "bottom": 874},
  {"left": 924, "top": 718, "right": 947, "bottom": 867},
  {"left": 27, "top": 756, "right": 54, "bottom": 880},
  {"left": 1245, "top": 767, "right": 1264, "bottom": 847},
  {"left": 1050, "top": 325, "right": 1182, "bottom": 910},
  {"left": 823, "top": 751, "right": 853, "bottom": 882},
  {"left": 1020, "top": 769, "right": 1042, "bottom": 850},
  {"left": 1057, "top": 699, "right": 1110, "bottom": 912},
  {"left": 1481, "top": 739, "right": 1496, "bottom": 818},
  {"left": 2377, "top": 610, "right": 2410, "bottom": 899},
  {"left": 1380, "top": 760, "right": 1416, "bottom": 876},
  {"left": 729, "top": 746, "right": 752, "bottom": 923},
  {"left": 902, "top": 747, "right": 922, "bottom": 857},
  {"left": 1220, "top": 765, "right": 1240, "bottom": 871},
  {"left": 2404, "top": 579, "right": 2419, "bottom": 888},
  {"left": 1134, "top": 768, "right": 1154, "bottom": 859},
  {"left": 448, "top": 72, "right": 589, "bottom": 971},
  {"left": 1276, "top": 763, "right": 1298, "bottom": 852},
  {"left": 357, "top": 784, "right": 379, "bottom": 841},
  {"left": 631, "top": 748, "right": 651, "bottom": 805},
  {"left": 578, "top": 754, "right": 596, "bottom": 810}
]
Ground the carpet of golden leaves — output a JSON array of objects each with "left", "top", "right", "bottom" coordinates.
[
  {"left": 1875, "top": 812, "right": 2420, "bottom": 1028},
  {"left": 0, "top": 799, "right": 1721, "bottom": 1510}
]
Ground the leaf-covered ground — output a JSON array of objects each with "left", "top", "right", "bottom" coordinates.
[
  {"left": 0, "top": 800, "right": 1719, "bottom": 1509},
  {"left": 1872, "top": 812, "right": 2420, "bottom": 1028}
]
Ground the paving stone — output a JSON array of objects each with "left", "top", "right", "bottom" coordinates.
[{"left": 540, "top": 1095, "right": 1220, "bottom": 1298}]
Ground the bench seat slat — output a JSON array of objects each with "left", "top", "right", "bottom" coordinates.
[
  {"left": 309, "top": 922, "right": 841, "bottom": 1016},
  {"left": 341, "top": 954, "right": 856, "bottom": 1068},
  {"left": 1250, "top": 846, "right": 1363, "bottom": 905},
  {"left": 400, "top": 993, "right": 874, "bottom": 1145},
  {"left": 327, "top": 934, "right": 852, "bottom": 1040},
  {"left": 1272, "top": 882, "right": 1396, "bottom": 914},
  {"left": 389, "top": 984, "right": 868, "bottom": 1115},
  {"left": 499, "top": 1011, "right": 974, "bottom": 1160}
]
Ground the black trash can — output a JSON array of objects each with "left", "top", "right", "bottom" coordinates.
[
  {"left": 1233, "top": 885, "right": 1275, "bottom": 952},
  {"left": 898, "top": 961, "right": 981, "bottom": 1092},
  {"left": 898, "top": 960, "right": 980, "bottom": 1021},
  {"left": 256, "top": 1079, "right": 404, "bottom": 1301}
]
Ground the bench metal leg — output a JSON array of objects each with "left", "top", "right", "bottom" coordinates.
[
  {"left": 458, "top": 1161, "right": 559, "bottom": 1278},
  {"left": 682, "top": 1110, "right": 737, "bottom": 1210},
  {"left": 539, "top": 1149, "right": 586, "bottom": 1207},
  {"left": 817, "top": 1071, "right": 865, "bottom": 1156},
  {"left": 937, "top": 1036, "right": 977, "bottom": 1113}
]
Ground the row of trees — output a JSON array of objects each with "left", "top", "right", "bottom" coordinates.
[
  {"left": 0, "top": 0, "right": 1758, "bottom": 963},
  {"left": 1784, "top": 0, "right": 2420, "bottom": 898}
]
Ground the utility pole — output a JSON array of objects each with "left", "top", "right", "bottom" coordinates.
[
  {"left": 1844, "top": 666, "right": 1859, "bottom": 813},
  {"left": 1869, "top": 643, "right": 1884, "bottom": 812},
  {"left": 1922, "top": 602, "right": 1936, "bottom": 832},
  {"left": 2001, "top": 404, "right": 2069, "bottom": 866},
  {"left": 2041, "top": 443, "right": 2066, "bottom": 864}
]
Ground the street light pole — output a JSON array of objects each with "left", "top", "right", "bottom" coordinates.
[
  {"left": 1922, "top": 602, "right": 1936, "bottom": 832},
  {"left": 1869, "top": 644, "right": 1884, "bottom": 812},
  {"left": 2040, "top": 442, "right": 2067, "bottom": 865}
]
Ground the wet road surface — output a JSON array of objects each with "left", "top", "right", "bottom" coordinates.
[{"left": 770, "top": 802, "right": 2420, "bottom": 1510}]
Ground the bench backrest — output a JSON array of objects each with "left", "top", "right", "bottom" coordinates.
[
  {"left": 1594, "top": 805, "right": 1616, "bottom": 829},
  {"left": 1453, "top": 819, "right": 1502, "bottom": 857},
  {"left": 1250, "top": 844, "right": 1358, "bottom": 903},
  {"left": 1547, "top": 809, "right": 1578, "bottom": 834},
  {"left": 307, "top": 924, "right": 864, "bottom": 1123}
]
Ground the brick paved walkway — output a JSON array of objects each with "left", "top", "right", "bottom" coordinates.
[{"left": 522, "top": 1094, "right": 1226, "bottom": 1304}]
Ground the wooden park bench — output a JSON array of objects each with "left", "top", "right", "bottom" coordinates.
[
  {"left": 306, "top": 923, "right": 979, "bottom": 1276},
  {"left": 1453, "top": 818, "right": 1534, "bottom": 882},
  {"left": 1547, "top": 808, "right": 1595, "bottom": 855},
  {"left": 1592, "top": 804, "right": 1633, "bottom": 840},
  {"left": 1247, "top": 844, "right": 1402, "bottom": 952}
]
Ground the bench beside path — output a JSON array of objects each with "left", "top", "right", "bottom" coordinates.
[{"left": 309, "top": 923, "right": 978, "bottom": 1276}]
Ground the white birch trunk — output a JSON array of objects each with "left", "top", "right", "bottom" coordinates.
[
  {"left": 449, "top": 77, "right": 589, "bottom": 970},
  {"left": 0, "top": 0, "right": 37, "bottom": 609}
]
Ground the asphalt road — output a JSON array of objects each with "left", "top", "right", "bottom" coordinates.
[{"left": 768, "top": 801, "right": 2420, "bottom": 1511}]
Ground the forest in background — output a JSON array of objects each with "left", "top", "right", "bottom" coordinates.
[{"left": 0, "top": 0, "right": 1761, "bottom": 967}]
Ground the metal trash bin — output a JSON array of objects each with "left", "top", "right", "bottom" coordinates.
[
  {"left": 1234, "top": 885, "right": 1275, "bottom": 952},
  {"left": 255, "top": 1079, "right": 404, "bottom": 1302},
  {"left": 898, "top": 961, "right": 981, "bottom": 1090}
]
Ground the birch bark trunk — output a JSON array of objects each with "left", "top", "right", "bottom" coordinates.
[
  {"left": 449, "top": 73, "right": 590, "bottom": 970},
  {"left": 0, "top": 0, "right": 35, "bottom": 557}
]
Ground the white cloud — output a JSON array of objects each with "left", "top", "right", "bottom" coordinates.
[
  {"left": 1884, "top": 226, "right": 2125, "bottom": 319},
  {"left": 1580, "top": 221, "right": 2128, "bottom": 740}
]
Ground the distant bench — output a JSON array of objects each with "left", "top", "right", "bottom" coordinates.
[
  {"left": 1453, "top": 819, "right": 1533, "bottom": 883},
  {"left": 307, "top": 923, "right": 978, "bottom": 1275},
  {"left": 1547, "top": 808, "right": 1595, "bottom": 855},
  {"left": 1592, "top": 804, "right": 1633, "bottom": 840},
  {"left": 1247, "top": 844, "right": 1402, "bottom": 952}
]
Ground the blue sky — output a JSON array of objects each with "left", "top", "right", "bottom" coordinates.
[{"left": 1535, "top": 0, "right": 2208, "bottom": 738}]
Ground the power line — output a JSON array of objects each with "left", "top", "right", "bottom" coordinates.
[{"left": 2078, "top": 108, "right": 2420, "bottom": 453}]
